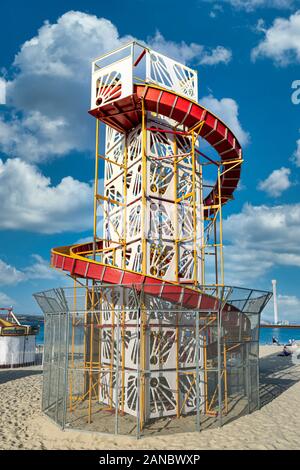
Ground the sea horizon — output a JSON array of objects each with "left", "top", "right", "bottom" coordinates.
[{"left": 31, "top": 322, "right": 300, "bottom": 346}]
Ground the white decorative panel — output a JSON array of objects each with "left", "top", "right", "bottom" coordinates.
[
  {"left": 125, "top": 240, "right": 143, "bottom": 273},
  {"left": 147, "top": 199, "right": 175, "bottom": 240},
  {"left": 126, "top": 161, "right": 143, "bottom": 201},
  {"left": 103, "top": 205, "right": 124, "bottom": 242},
  {"left": 146, "top": 50, "right": 198, "bottom": 101},
  {"left": 178, "top": 241, "right": 195, "bottom": 281},
  {"left": 126, "top": 201, "right": 142, "bottom": 242},
  {"left": 147, "top": 239, "right": 176, "bottom": 281},
  {"left": 147, "top": 157, "right": 174, "bottom": 200},
  {"left": 99, "top": 370, "right": 204, "bottom": 418},
  {"left": 127, "top": 125, "right": 142, "bottom": 165},
  {"left": 105, "top": 126, "right": 125, "bottom": 184},
  {"left": 91, "top": 55, "right": 133, "bottom": 109}
]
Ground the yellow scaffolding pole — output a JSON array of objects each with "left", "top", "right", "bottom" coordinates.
[
  {"left": 69, "top": 278, "right": 77, "bottom": 411},
  {"left": 88, "top": 285, "right": 95, "bottom": 424}
]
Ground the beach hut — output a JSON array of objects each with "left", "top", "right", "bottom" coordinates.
[{"left": 0, "top": 308, "right": 38, "bottom": 368}]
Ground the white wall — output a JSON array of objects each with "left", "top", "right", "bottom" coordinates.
[{"left": 0, "top": 335, "right": 36, "bottom": 366}]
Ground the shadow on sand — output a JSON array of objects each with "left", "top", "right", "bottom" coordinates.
[
  {"left": 259, "top": 352, "right": 300, "bottom": 408},
  {"left": 0, "top": 366, "right": 42, "bottom": 385}
]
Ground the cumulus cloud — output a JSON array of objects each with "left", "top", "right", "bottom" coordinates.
[
  {"left": 0, "top": 158, "right": 93, "bottom": 233},
  {"left": 221, "top": 203, "right": 300, "bottom": 286},
  {"left": 199, "top": 46, "right": 232, "bottom": 65},
  {"left": 223, "top": 246, "right": 274, "bottom": 285},
  {"left": 0, "top": 291, "right": 15, "bottom": 306},
  {"left": 0, "top": 254, "right": 59, "bottom": 286},
  {"left": 23, "top": 254, "right": 60, "bottom": 280},
  {"left": 251, "top": 11, "right": 300, "bottom": 65},
  {"left": 258, "top": 167, "right": 292, "bottom": 197},
  {"left": 0, "top": 259, "right": 25, "bottom": 285},
  {"left": 148, "top": 31, "right": 232, "bottom": 66},
  {"left": 0, "top": 111, "right": 73, "bottom": 161},
  {"left": 0, "top": 11, "right": 232, "bottom": 163},
  {"left": 200, "top": 95, "right": 250, "bottom": 146},
  {"left": 203, "top": 0, "right": 297, "bottom": 12}
]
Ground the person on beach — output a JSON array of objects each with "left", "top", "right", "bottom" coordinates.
[
  {"left": 272, "top": 336, "right": 279, "bottom": 345},
  {"left": 278, "top": 346, "right": 292, "bottom": 357}
]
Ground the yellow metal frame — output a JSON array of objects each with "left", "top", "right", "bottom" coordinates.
[{"left": 60, "top": 83, "right": 242, "bottom": 430}]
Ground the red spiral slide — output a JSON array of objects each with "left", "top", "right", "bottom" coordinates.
[{"left": 51, "top": 84, "right": 242, "bottom": 313}]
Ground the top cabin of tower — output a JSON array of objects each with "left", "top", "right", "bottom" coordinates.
[{"left": 90, "top": 41, "right": 198, "bottom": 113}]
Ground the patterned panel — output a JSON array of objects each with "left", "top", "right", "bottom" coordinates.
[
  {"left": 147, "top": 199, "right": 175, "bottom": 240},
  {"left": 178, "top": 242, "right": 195, "bottom": 281},
  {"left": 147, "top": 159, "right": 174, "bottom": 200},
  {"left": 146, "top": 50, "right": 198, "bottom": 101},
  {"left": 177, "top": 199, "right": 194, "bottom": 240},
  {"left": 105, "top": 127, "right": 125, "bottom": 184},
  {"left": 148, "top": 328, "right": 176, "bottom": 369},
  {"left": 98, "top": 369, "right": 205, "bottom": 418},
  {"left": 126, "top": 161, "right": 142, "bottom": 201},
  {"left": 91, "top": 56, "right": 133, "bottom": 109},
  {"left": 127, "top": 201, "right": 142, "bottom": 242},
  {"left": 147, "top": 240, "right": 176, "bottom": 280},
  {"left": 103, "top": 206, "right": 124, "bottom": 242},
  {"left": 124, "top": 240, "right": 143, "bottom": 273},
  {"left": 127, "top": 125, "right": 142, "bottom": 165},
  {"left": 147, "top": 124, "right": 173, "bottom": 158}
]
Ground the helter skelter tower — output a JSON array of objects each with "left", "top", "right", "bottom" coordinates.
[
  {"left": 43, "top": 42, "right": 271, "bottom": 435},
  {"left": 91, "top": 42, "right": 239, "bottom": 287},
  {"left": 89, "top": 42, "right": 237, "bottom": 420}
]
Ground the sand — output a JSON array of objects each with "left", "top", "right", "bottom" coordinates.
[{"left": 0, "top": 344, "right": 300, "bottom": 450}]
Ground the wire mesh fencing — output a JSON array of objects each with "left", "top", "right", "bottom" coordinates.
[{"left": 34, "top": 284, "right": 271, "bottom": 437}]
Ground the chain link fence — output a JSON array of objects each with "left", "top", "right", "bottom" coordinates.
[{"left": 34, "top": 284, "right": 271, "bottom": 437}]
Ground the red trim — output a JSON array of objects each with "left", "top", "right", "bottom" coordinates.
[{"left": 51, "top": 241, "right": 237, "bottom": 312}]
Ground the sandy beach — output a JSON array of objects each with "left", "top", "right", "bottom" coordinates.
[{"left": 0, "top": 345, "right": 299, "bottom": 450}]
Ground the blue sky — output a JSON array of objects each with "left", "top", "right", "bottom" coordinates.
[{"left": 0, "top": 0, "right": 300, "bottom": 322}]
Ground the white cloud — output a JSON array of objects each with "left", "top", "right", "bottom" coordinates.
[
  {"left": 204, "top": 0, "right": 297, "bottom": 12},
  {"left": 0, "top": 259, "right": 25, "bottom": 285},
  {"left": 223, "top": 246, "right": 274, "bottom": 285},
  {"left": 258, "top": 167, "right": 292, "bottom": 197},
  {"left": 200, "top": 95, "right": 250, "bottom": 146},
  {"left": 0, "top": 291, "right": 15, "bottom": 306},
  {"left": 0, "top": 11, "right": 232, "bottom": 163},
  {"left": 0, "top": 254, "right": 59, "bottom": 286},
  {"left": 0, "top": 255, "right": 62, "bottom": 311},
  {"left": 0, "top": 158, "right": 93, "bottom": 233},
  {"left": 199, "top": 46, "right": 232, "bottom": 65},
  {"left": 292, "top": 138, "right": 300, "bottom": 166},
  {"left": 225, "top": 203, "right": 300, "bottom": 257},
  {"left": 24, "top": 254, "right": 60, "bottom": 280},
  {"left": 0, "top": 111, "right": 74, "bottom": 162},
  {"left": 251, "top": 11, "right": 300, "bottom": 65},
  {"left": 221, "top": 203, "right": 300, "bottom": 286},
  {"left": 148, "top": 31, "right": 232, "bottom": 66}
]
